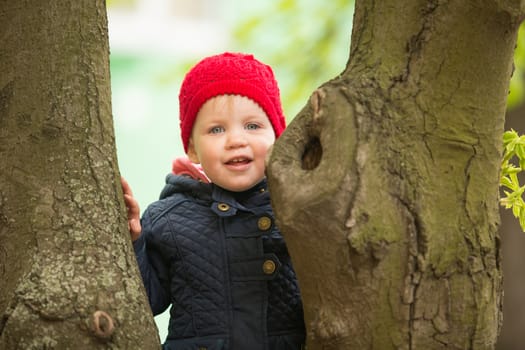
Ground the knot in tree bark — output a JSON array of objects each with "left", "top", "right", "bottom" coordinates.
[{"left": 91, "top": 310, "right": 115, "bottom": 340}]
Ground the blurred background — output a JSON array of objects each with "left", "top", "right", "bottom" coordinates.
[{"left": 106, "top": 1, "right": 525, "bottom": 347}]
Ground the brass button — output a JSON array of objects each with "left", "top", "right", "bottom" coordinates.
[
  {"left": 217, "top": 203, "right": 230, "bottom": 211},
  {"left": 257, "top": 216, "right": 272, "bottom": 231},
  {"left": 262, "top": 259, "right": 276, "bottom": 275}
]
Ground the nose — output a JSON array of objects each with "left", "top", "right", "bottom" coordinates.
[{"left": 225, "top": 127, "right": 248, "bottom": 149}]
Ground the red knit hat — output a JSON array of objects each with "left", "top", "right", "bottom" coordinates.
[{"left": 179, "top": 52, "right": 286, "bottom": 153}]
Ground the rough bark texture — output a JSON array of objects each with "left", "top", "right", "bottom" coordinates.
[
  {"left": 0, "top": 1, "right": 160, "bottom": 348},
  {"left": 268, "top": 1, "right": 524, "bottom": 349}
]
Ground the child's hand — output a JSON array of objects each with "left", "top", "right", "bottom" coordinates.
[{"left": 121, "top": 176, "right": 142, "bottom": 241}]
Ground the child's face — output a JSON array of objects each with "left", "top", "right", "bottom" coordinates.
[{"left": 187, "top": 95, "right": 276, "bottom": 192}]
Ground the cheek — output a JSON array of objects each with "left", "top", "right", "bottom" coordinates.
[
  {"left": 198, "top": 144, "right": 219, "bottom": 164},
  {"left": 262, "top": 138, "right": 276, "bottom": 153},
  {"left": 191, "top": 137, "right": 212, "bottom": 160},
  {"left": 254, "top": 142, "right": 274, "bottom": 163},
  {"left": 187, "top": 143, "right": 200, "bottom": 163}
]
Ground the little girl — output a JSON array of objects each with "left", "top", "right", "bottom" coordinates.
[{"left": 123, "top": 52, "right": 305, "bottom": 349}]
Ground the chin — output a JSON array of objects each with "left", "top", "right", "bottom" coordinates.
[
  {"left": 220, "top": 181, "right": 259, "bottom": 192},
  {"left": 227, "top": 185, "right": 254, "bottom": 192}
]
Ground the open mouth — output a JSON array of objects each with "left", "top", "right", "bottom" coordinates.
[{"left": 226, "top": 157, "right": 252, "bottom": 166}]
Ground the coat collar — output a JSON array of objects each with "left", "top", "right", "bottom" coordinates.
[{"left": 160, "top": 174, "right": 269, "bottom": 210}]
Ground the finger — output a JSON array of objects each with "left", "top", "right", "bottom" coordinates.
[
  {"left": 123, "top": 194, "right": 140, "bottom": 216},
  {"left": 121, "top": 176, "right": 134, "bottom": 196},
  {"left": 130, "top": 219, "right": 141, "bottom": 234},
  {"left": 129, "top": 219, "right": 142, "bottom": 241},
  {"left": 122, "top": 193, "right": 132, "bottom": 209}
]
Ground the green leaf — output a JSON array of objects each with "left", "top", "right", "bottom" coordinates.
[
  {"left": 513, "top": 202, "right": 521, "bottom": 218},
  {"left": 520, "top": 157, "right": 525, "bottom": 171},
  {"left": 503, "top": 129, "right": 518, "bottom": 145},
  {"left": 504, "top": 165, "right": 521, "bottom": 174},
  {"left": 501, "top": 175, "right": 515, "bottom": 189}
]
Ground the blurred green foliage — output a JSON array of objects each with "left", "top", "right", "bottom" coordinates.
[
  {"left": 232, "top": 1, "right": 525, "bottom": 115},
  {"left": 108, "top": 1, "right": 524, "bottom": 120},
  {"left": 231, "top": 0, "right": 354, "bottom": 119},
  {"left": 508, "top": 23, "right": 525, "bottom": 110}
]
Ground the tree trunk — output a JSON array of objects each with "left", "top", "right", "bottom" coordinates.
[
  {"left": 0, "top": 1, "right": 160, "bottom": 348},
  {"left": 268, "top": 1, "right": 524, "bottom": 349}
]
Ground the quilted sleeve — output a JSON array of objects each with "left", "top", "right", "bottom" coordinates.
[{"left": 133, "top": 207, "right": 171, "bottom": 315}]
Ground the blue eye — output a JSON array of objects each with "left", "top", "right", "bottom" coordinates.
[
  {"left": 209, "top": 126, "right": 225, "bottom": 134},
  {"left": 246, "top": 123, "right": 260, "bottom": 130}
]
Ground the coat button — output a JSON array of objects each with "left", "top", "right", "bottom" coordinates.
[
  {"left": 217, "top": 203, "right": 230, "bottom": 211},
  {"left": 257, "top": 216, "right": 272, "bottom": 231},
  {"left": 262, "top": 259, "right": 276, "bottom": 275}
]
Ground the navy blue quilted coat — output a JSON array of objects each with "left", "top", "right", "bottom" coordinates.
[{"left": 133, "top": 174, "right": 305, "bottom": 350}]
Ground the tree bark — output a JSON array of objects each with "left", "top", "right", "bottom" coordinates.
[
  {"left": 268, "top": 1, "right": 524, "bottom": 349},
  {"left": 0, "top": 1, "right": 160, "bottom": 348}
]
